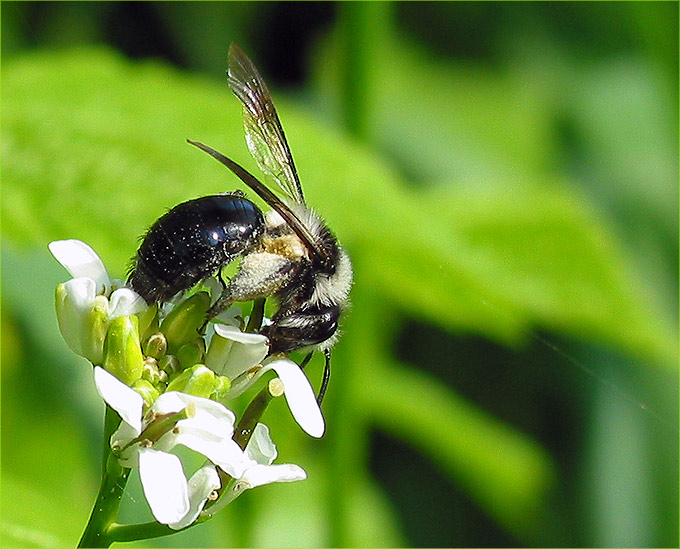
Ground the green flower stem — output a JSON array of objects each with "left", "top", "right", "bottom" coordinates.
[
  {"left": 246, "top": 298, "right": 265, "bottom": 333},
  {"left": 234, "top": 384, "right": 273, "bottom": 449},
  {"left": 103, "top": 521, "right": 177, "bottom": 543},
  {"left": 78, "top": 407, "right": 130, "bottom": 548},
  {"left": 79, "top": 406, "right": 202, "bottom": 545}
]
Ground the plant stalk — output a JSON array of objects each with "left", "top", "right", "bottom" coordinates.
[{"left": 78, "top": 407, "right": 130, "bottom": 548}]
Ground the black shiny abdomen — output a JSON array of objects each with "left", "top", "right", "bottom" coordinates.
[{"left": 129, "top": 193, "right": 264, "bottom": 303}]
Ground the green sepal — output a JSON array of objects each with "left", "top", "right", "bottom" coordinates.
[
  {"left": 55, "top": 282, "right": 86, "bottom": 358},
  {"left": 103, "top": 315, "right": 144, "bottom": 385},
  {"left": 166, "top": 363, "right": 216, "bottom": 399},
  {"left": 137, "top": 303, "right": 159, "bottom": 342},
  {"left": 204, "top": 330, "right": 233, "bottom": 373},
  {"left": 132, "top": 378, "right": 160, "bottom": 408},
  {"left": 176, "top": 338, "right": 206, "bottom": 369},
  {"left": 83, "top": 295, "right": 109, "bottom": 365},
  {"left": 160, "top": 293, "right": 210, "bottom": 353}
]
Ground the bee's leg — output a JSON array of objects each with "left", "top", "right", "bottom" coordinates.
[
  {"left": 299, "top": 352, "right": 314, "bottom": 369},
  {"left": 296, "top": 351, "right": 330, "bottom": 406},
  {"left": 203, "top": 252, "right": 295, "bottom": 326},
  {"left": 203, "top": 292, "right": 235, "bottom": 330},
  {"left": 198, "top": 268, "right": 230, "bottom": 332},
  {"left": 317, "top": 349, "right": 331, "bottom": 406}
]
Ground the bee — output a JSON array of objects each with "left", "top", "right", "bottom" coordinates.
[{"left": 128, "top": 43, "right": 353, "bottom": 402}]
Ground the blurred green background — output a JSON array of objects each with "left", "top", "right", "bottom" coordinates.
[{"left": 2, "top": 2, "right": 678, "bottom": 547}]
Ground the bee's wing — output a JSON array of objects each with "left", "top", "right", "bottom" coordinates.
[
  {"left": 187, "top": 140, "right": 334, "bottom": 271},
  {"left": 228, "top": 42, "right": 305, "bottom": 205}
]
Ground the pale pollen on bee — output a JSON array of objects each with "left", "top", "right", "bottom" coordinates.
[{"left": 262, "top": 234, "right": 308, "bottom": 260}]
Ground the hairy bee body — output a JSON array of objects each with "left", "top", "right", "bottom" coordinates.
[
  {"left": 129, "top": 193, "right": 263, "bottom": 303},
  {"left": 128, "top": 43, "right": 352, "bottom": 402}
]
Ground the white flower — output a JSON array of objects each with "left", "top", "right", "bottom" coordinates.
[
  {"left": 238, "top": 423, "right": 307, "bottom": 489},
  {"left": 49, "top": 239, "right": 112, "bottom": 294},
  {"left": 49, "top": 239, "right": 146, "bottom": 363},
  {"left": 206, "top": 324, "right": 325, "bottom": 438},
  {"left": 251, "top": 358, "right": 325, "bottom": 438},
  {"left": 93, "top": 367, "right": 245, "bottom": 526},
  {"left": 206, "top": 423, "right": 307, "bottom": 514},
  {"left": 155, "top": 460, "right": 221, "bottom": 531},
  {"left": 205, "top": 323, "right": 269, "bottom": 380}
]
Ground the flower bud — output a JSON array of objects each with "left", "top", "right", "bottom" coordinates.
[
  {"left": 55, "top": 280, "right": 108, "bottom": 364},
  {"left": 212, "top": 375, "right": 232, "bottom": 401},
  {"left": 82, "top": 295, "right": 110, "bottom": 364},
  {"left": 144, "top": 332, "right": 168, "bottom": 359},
  {"left": 177, "top": 339, "right": 206, "bottom": 369},
  {"left": 142, "top": 357, "right": 163, "bottom": 385},
  {"left": 137, "top": 303, "right": 159, "bottom": 342},
  {"left": 132, "top": 378, "right": 160, "bottom": 408},
  {"left": 166, "top": 364, "right": 216, "bottom": 399},
  {"left": 159, "top": 354, "right": 181, "bottom": 376},
  {"left": 160, "top": 293, "right": 210, "bottom": 353},
  {"left": 103, "top": 315, "right": 144, "bottom": 385}
]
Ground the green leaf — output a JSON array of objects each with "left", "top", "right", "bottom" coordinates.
[{"left": 427, "top": 181, "right": 678, "bottom": 369}]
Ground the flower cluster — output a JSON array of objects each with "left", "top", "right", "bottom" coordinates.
[{"left": 50, "top": 239, "right": 322, "bottom": 530}]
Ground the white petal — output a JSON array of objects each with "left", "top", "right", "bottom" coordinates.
[
  {"left": 168, "top": 465, "right": 221, "bottom": 530},
  {"left": 139, "top": 447, "right": 190, "bottom": 525},
  {"left": 172, "top": 429, "right": 247, "bottom": 479},
  {"left": 208, "top": 325, "right": 269, "bottom": 380},
  {"left": 148, "top": 392, "right": 186, "bottom": 416},
  {"left": 245, "top": 423, "right": 277, "bottom": 465},
  {"left": 214, "top": 324, "right": 269, "bottom": 345},
  {"left": 108, "top": 287, "right": 147, "bottom": 317},
  {"left": 227, "top": 342, "right": 269, "bottom": 377},
  {"left": 93, "top": 366, "right": 143, "bottom": 435},
  {"left": 266, "top": 358, "right": 325, "bottom": 438},
  {"left": 49, "top": 240, "right": 110, "bottom": 294},
  {"left": 239, "top": 463, "right": 307, "bottom": 489},
  {"left": 160, "top": 392, "right": 237, "bottom": 433},
  {"left": 61, "top": 277, "right": 97, "bottom": 312},
  {"left": 55, "top": 278, "right": 95, "bottom": 355}
]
